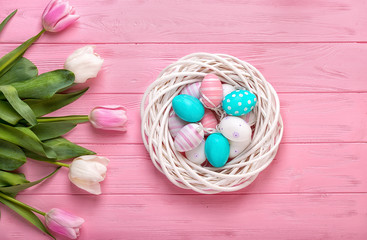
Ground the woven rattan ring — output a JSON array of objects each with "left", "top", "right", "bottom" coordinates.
[{"left": 140, "top": 53, "right": 283, "bottom": 194}]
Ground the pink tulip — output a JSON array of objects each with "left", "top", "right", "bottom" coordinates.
[
  {"left": 42, "top": 0, "right": 79, "bottom": 32},
  {"left": 89, "top": 105, "right": 128, "bottom": 131},
  {"left": 45, "top": 208, "right": 84, "bottom": 239}
]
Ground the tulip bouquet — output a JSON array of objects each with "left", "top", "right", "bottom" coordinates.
[{"left": 0, "top": 1, "right": 127, "bottom": 239}]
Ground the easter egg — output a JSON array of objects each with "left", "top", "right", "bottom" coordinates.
[
  {"left": 222, "top": 90, "right": 257, "bottom": 116},
  {"left": 168, "top": 113, "right": 187, "bottom": 138},
  {"left": 205, "top": 133, "right": 230, "bottom": 167},
  {"left": 229, "top": 139, "right": 251, "bottom": 158},
  {"left": 174, "top": 123, "right": 204, "bottom": 152},
  {"left": 200, "top": 110, "right": 218, "bottom": 132},
  {"left": 181, "top": 82, "right": 201, "bottom": 99},
  {"left": 185, "top": 140, "right": 206, "bottom": 165},
  {"left": 222, "top": 84, "right": 236, "bottom": 97},
  {"left": 218, "top": 116, "right": 252, "bottom": 142},
  {"left": 172, "top": 94, "right": 204, "bottom": 122},
  {"left": 200, "top": 74, "right": 223, "bottom": 108},
  {"left": 240, "top": 111, "right": 256, "bottom": 127}
]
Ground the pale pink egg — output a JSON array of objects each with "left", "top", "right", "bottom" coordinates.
[
  {"left": 240, "top": 111, "right": 256, "bottom": 127},
  {"left": 174, "top": 123, "right": 204, "bottom": 152},
  {"left": 168, "top": 113, "right": 187, "bottom": 137},
  {"left": 200, "top": 110, "right": 218, "bottom": 132},
  {"left": 180, "top": 82, "right": 201, "bottom": 99},
  {"left": 200, "top": 74, "right": 223, "bottom": 108}
]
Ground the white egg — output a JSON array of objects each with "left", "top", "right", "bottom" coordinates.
[
  {"left": 218, "top": 116, "right": 252, "bottom": 142},
  {"left": 229, "top": 139, "right": 250, "bottom": 158},
  {"left": 240, "top": 111, "right": 256, "bottom": 127},
  {"left": 185, "top": 140, "right": 206, "bottom": 165},
  {"left": 222, "top": 84, "right": 236, "bottom": 97}
]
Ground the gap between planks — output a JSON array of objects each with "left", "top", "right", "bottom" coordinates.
[
  {"left": 2, "top": 41, "right": 367, "bottom": 45},
  {"left": 16, "top": 192, "right": 367, "bottom": 196}
]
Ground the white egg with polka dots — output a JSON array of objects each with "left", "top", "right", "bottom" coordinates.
[
  {"left": 218, "top": 116, "right": 252, "bottom": 142},
  {"left": 185, "top": 140, "right": 206, "bottom": 165},
  {"left": 229, "top": 139, "right": 251, "bottom": 158}
]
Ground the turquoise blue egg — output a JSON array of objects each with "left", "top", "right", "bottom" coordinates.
[
  {"left": 172, "top": 94, "right": 205, "bottom": 122},
  {"left": 222, "top": 90, "right": 257, "bottom": 116},
  {"left": 205, "top": 133, "right": 230, "bottom": 168}
]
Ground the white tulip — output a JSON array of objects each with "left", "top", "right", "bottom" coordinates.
[
  {"left": 64, "top": 45, "right": 104, "bottom": 83},
  {"left": 68, "top": 155, "right": 109, "bottom": 195}
]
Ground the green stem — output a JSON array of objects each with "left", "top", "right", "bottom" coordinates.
[
  {"left": 43, "top": 161, "right": 70, "bottom": 168},
  {"left": 0, "top": 192, "right": 46, "bottom": 216},
  {"left": 37, "top": 29, "right": 46, "bottom": 38},
  {"left": 37, "top": 115, "right": 89, "bottom": 123}
]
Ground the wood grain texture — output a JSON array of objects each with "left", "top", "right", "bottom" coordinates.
[
  {"left": 15, "top": 143, "right": 367, "bottom": 195},
  {"left": 1, "top": 0, "right": 367, "bottom": 239},
  {"left": 1, "top": 194, "right": 367, "bottom": 240},
  {"left": 1, "top": 0, "right": 367, "bottom": 43},
  {"left": 0, "top": 43, "right": 365, "bottom": 94},
  {"left": 40, "top": 93, "right": 367, "bottom": 144},
  {"left": 0, "top": 43, "right": 367, "bottom": 93}
]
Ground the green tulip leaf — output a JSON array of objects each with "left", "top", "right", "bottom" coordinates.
[
  {"left": 31, "top": 122, "right": 77, "bottom": 141},
  {"left": 25, "top": 88, "right": 88, "bottom": 117},
  {"left": 0, "top": 139, "right": 26, "bottom": 171},
  {"left": 0, "top": 85, "right": 37, "bottom": 126},
  {"left": 24, "top": 137, "right": 95, "bottom": 161},
  {"left": 36, "top": 115, "right": 90, "bottom": 124},
  {"left": 0, "top": 123, "right": 56, "bottom": 158},
  {"left": 0, "top": 10, "right": 17, "bottom": 34},
  {"left": 2, "top": 69, "right": 75, "bottom": 100},
  {"left": 0, "top": 171, "right": 27, "bottom": 188},
  {"left": 0, "top": 57, "right": 38, "bottom": 85},
  {"left": 0, "top": 167, "right": 60, "bottom": 197},
  {"left": 0, "top": 31, "right": 43, "bottom": 77},
  {"left": 15, "top": 127, "right": 57, "bottom": 159},
  {"left": 0, "top": 88, "right": 88, "bottom": 125},
  {"left": 0, "top": 196, "right": 55, "bottom": 239},
  {"left": 0, "top": 100, "right": 22, "bottom": 125}
]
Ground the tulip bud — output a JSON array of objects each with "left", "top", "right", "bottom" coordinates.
[
  {"left": 42, "top": 0, "right": 79, "bottom": 32},
  {"left": 64, "top": 45, "right": 104, "bottom": 83},
  {"left": 45, "top": 208, "right": 84, "bottom": 239},
  {"left": 68, "top": 155, "right": 109, "bottom": 195},
  {"left": 89, "top": 105, "right": 127, "bottom": 131}
]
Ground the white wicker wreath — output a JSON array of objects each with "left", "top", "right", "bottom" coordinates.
[{"left": 140, "top": 53, "right": 283, "bottom": 194}]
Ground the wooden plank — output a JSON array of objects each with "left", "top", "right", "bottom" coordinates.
[
  {"left": 1, "top": 43, "right": 367, "bottom": 93},
  {"left": 37, "top": 92, "right": 367, "bottom": 144},
  {"left": 1, "top": 0, "right": 367, "bottom": 43},
  {"left": 17, "top": 143, "right": 367, "bottom": 195},
  {"left": 1, "top": 194, "right": 366, "bottom": 239}
]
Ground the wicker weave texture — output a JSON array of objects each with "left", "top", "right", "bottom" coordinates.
[{"left": 141, "top": 53, "right": 283, "bottom": 194}]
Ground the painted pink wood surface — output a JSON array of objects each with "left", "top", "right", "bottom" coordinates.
[
  {"left": 1, "top": 194, "right": 366, "bottom": 240},
  {"left": 2, "top": 43, "right": 367, "bottom": 93},
  {"left": 1, "top": 0, "right": 367, "bottom": 43},
  {"left": 44, "top": 93, "right": 367, "bottom": 144},
  {"left": 1, "top": 0, "right": 367, "bottom": 240},
  {"left": 16, "top": 143, "right": 367, "bottom": 195}
]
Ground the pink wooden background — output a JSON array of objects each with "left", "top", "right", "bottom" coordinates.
[{"left": 1, "top": 0, "right": 367, "bottom": 239}]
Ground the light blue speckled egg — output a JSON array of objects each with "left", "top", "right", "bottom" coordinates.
[
  {"left": 222, "top": 90, "right": 257, "bottom": 116},
  {"left": 205, "top": 133, "right": 230, "bottom": 168},
  {"left": 172, "top": 94, "right": 205, "bottom": 122}
]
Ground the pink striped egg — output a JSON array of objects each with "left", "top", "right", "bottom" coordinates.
[
  {"left": 181, "top": 82, "right": 201, "bottom": 99},
  {"left": 174, "top": 123, "right": 204, "bottom": 152},
  {"left": 168, "top": 113, "right": 187, "bottom": 137},
  {"left": 200, "top": 110, "right": 218, "bottom": 133},
  {"left": 200, "top": 74, "right": 223, "bottom": 108}
]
